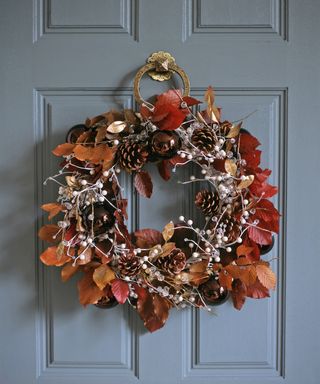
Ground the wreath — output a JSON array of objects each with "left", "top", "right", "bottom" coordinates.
[{"left": 39, "top": 57, "right": 279, "bottom": 332}]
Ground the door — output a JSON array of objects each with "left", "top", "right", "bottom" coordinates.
[{"left": 1, "top": 0, "right": 319, "bottom": 383}]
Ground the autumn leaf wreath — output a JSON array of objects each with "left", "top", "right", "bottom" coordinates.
[{"left": 39, "top": 87, "right": 280, "bottom": 332}]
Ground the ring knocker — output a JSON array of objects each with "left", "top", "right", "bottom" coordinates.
[{"left": 133, "top": 51, "right": 190, "bottom": 105}]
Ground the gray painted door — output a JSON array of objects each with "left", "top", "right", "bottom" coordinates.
[{"left": 1, "top": 0, "right": 320, "bottom": 383}]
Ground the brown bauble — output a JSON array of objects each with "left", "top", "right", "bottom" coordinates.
[
  {"left": 82, "top": 203, "right": 115, "bottom": 235},
  {"left": 199, "top": 277, "right": 230, "bottom": 305},
  {"left": 66, "top": 124, "right": 87, "bottom": 143},
  {"left": 150, "top": 130, "right": 181, "bottom": 159}
]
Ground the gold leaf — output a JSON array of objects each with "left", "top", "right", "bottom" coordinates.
[
  {"left": 197, "top": 111, "right": 208, "bottom": 125},
  {"left": 162, "top": 221, "right": 175, "bottom": 242},
  {"left": 226, "top": 123, "right": 241, "bottom": 138},
  {"left": 106, "top": 120, "right": 126, "bottom": 133},
  {"left": 160, "top": 242, "right": 176, "bottom": 257},
  {"left": 225, "top": 159, "right": 237, "bottom": 176},
  {"left": 237, "top": 175, "right": 254, "bottom": 190}
]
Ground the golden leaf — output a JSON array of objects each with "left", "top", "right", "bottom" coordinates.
[
  {"left": 225, "top": 159, "right": 237, "bottom": 176},
  {"left": 162, "top": 221, "right": 175, "bottom": 242},
  {"left": 56, "top": 241, "right": 65, "bottom": 261},
  {"left": 106, "top": 121, "right": 126, "bottom": 133},
  {"left": 93, "top": 264, "right": 116, "bottom": 290},
  {"left": 160, "top": 242, "right": 176, "bottom": 257},
  {"left": 237, "top": 175, "right": 254, "bottom": 190},
  {"left": 197, "top": 111, "right": 208, "bottom": 125},
  {"left": 226, "top": 123, "right": 241, "bottom": 138}
]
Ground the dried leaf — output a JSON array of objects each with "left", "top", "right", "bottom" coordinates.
[
  {"left": 246, "top": 279, "right": 270, "bottom": 298},
  {"left": 162, "top": 221, "right": 175, "bottom": 242},
  {"left": 219, "top": 270, "right": 233, "bottom": 290},
  {"left": 38, "top": 224, "right": 61, "bottom": 243},
  {"left": 226, "top": 123, "right": 241, "bottom": 138},
  {"left": 204, "top": 86, "right": 220, "bottom": 122},
  {"left": 93, "top": 264, "right": 116, "bottom": 290},
  {"left": 134, "top": 171, "right": 153, "bottom": 198},
  {"left": 61, "top": 262, "right": 79, "bottom": 282},
  {"left": 40, "top": 246, "right": 69, "bottom": 266},
  {"left": 256, "top": 264, "right": 276, "bottom": 290},
  {"left": 95, "top": 126, "right": 108, "bottom": 143},
  {"left": 111, "top": 279, "right": 129, "bottom": 304},
  {"left": 237, "top": 175, "right": 254, "bottom": 190},
  {"left": 189, "top": 259, "right": 208, "bottom": 273},
  {"left": 41, "top": 203, "right": 64, "bottom": 220},
  {"left": 77, "top": 270, "right": 104, "bottom": 306},
  {"left": 225, "top": 159, "right": 237, "bottom": 176},
  {"left": 236, "top": 245, "right": 254, "bottom": 257},
  {"left": 52, "top": 143, "right": 75, "bottom": 157},
  {"left": 124, "top": 109, "right": 139, "bottom": 125},
  {"left": 76, "top": 246, "right": 92, "bottom": 265},
  {"left": 134, "top": 229, "right": 163, "bottom": 249},
  {"left": 231, "top": 279, "right": 247, "bottom": 310}
]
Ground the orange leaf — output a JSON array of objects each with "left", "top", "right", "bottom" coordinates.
[
  {"left": 38, "top": 224, "right": 61, "bottom": 243},
  {"left": 219, "top": 270, "right": 233, "bottom": 290},
  {"left": 41, "top": 203, "right": 64, "bottom": 220},
  {"left": 73, "top": 145, "right": 94, "bottom": 161},
  {"left": 256, "top": 264, "right": 276, "bottom": 290},
  {"left": 61, "top": 262, "right": 79, "bottom": 282},
  {"left": 77, "top": 270, "right": 104, "bottom": 306},
  {"left": 52, "top": 143, "right": 75, "bottom": 157},
  {"left": 236, "top": 245, "right": 254, "bottom": 257},
  {"left": 92, "top": 264, "right": 116, "bottom": 290},
  {"left": 40, "top": 246, "right": 69, "bottom": 266},
  {"left": 90, "top": 145, "right": 115, "bottom": 163}
]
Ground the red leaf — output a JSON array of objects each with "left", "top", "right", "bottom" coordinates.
[
  {"left": 153, "top": 104, "right": 186, "bottom": 130},
  {"left": 247, "top": 225, "right": 273, "bottom": 245},
  {"left": 182, "top": 96, "right": 201, "bottom": 106},
  {"left": 242, "top": 150, "right": 261, "bottom": 169},
  {"left": 231, "top": 279, "right": 247, "bottom": 310},
  {"left": 134, "top": 171, "right": 153, "bottom": 198},
  {"left": 111, "top": 279, "right": 129, "bottom": 304},
  {"left": 246, "top": 279, "right": 270, "bottom": 299},
  {"left": 156, "top": 89, "right": 182, "bottom": 108},
  {"left": 133, "top": 229, "right": 163, "bottom": 248},
  {"left": 239, "top": 133, "right": 260, "bottom": 153},
  {"left": 158, "top": 160, "right": 171, "bottom": 181}
]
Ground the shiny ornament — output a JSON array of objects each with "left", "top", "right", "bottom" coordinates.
[{"left": 150, "top": 130, "right": 181, "bottom": 159}]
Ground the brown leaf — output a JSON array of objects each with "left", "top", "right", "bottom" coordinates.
[
  {"left": 135, "top": 286, "right": 171, "bottom": 332},
  {"left": 133, "top": 229, "right": 163, "bottom": 248},
  {"left": 38, "top": 224, "right": 61, "bottom": 243},
  {"left": 162, "top": 221, "right": 175, "bottom": 242},
  {"left": 95, "top": 126, "right": 108, "bottom": 143},
  {"left": 76, "top": 246, "right": 92, "bottom": 265},
  {"left": 219, "top": 270, "right": 233, "bottom": 290},
  {"left": 225, "top": 159, "right": 237, "bottom": 176},
  {"left": 236, "top": 245, "right": 254, "bottom": 257},
  {"left": 77, "top": 270, "right": 104, "bottom": 306},
  {"left": 61, "top": 262, "right": 79, "bottom": 282},
  {"left": 134, "top": 171, "right": 153, "bottom": 198},
  {"left": 40, "top": 246, "right": 69, "bottom": 266},
  {"left": 41, "top": 203, "right": 64, "bottom": 220},
  {"left": 189, "top": 259, "right": 209, "bottom": 273},
  {"left": 160, "top": 242, "right": 176, "bottom": 257},
  {"left": 93, "top": 264, "right": 116, "bottom": 290},
  {"left": 52, "top": 143, "right": 75, "bottom": 157},
  {"left": 231, "top": 279, "right": 247, "bottom": 310},
  {"left": 124, "top": 109, "right": 139, "bottom": 125},
  {"left": 256, "top": 264, "right": 276, "bottom": 290},
  {"left": 246, "top": 279, "right": 270, "bottom": 298}
]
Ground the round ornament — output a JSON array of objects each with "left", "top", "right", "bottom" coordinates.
[{"left": 39, "top": 53, "right": 280, "bottom": 332}]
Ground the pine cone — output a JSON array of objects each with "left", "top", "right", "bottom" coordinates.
[
  {"left": 118, "top": 253, "right": 141, "bottom": 277},
  {"left": 117, "top": 141, "right": 148, "bottom": 172},
  {"left": 191, "top": 128, "right": 216, "bottom": 153},
  {"left": 195, "top": 190, "right": 219, "bottom": 216},
  {"left": 221, "top": 217, "right": 241, "bottom": 242},
  {"left": 155, "top": 248, "right": 186, "bottom": 275},
  {"left": 219, "top": 121, "right": 232, "bottom": 136}
]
